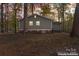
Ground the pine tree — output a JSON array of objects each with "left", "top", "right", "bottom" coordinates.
[
  {"left": 1, "top": 3, "right": 4, "bottom": 33},
  {"left": 70, "top": 3, "right": 79, "bottom": 37},
  {"left": 24, "top": 3, "right": 27, "bottom": 32}
]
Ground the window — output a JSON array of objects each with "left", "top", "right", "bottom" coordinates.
[
  {"left": 29, "top": 21, "right": 33, "bottom": 26},
  {"left": 36, "top": 21, "right": 40, "bottom": 26}
]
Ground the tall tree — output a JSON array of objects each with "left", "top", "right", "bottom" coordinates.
[
  {"left": 1, "top": 3, "right": 4, "bottom": 33},
  {"left": 58, "top": 3, "right": 69, "bottom": 32},
  {"left": 31, "top": 3, "right": 34, "bottom": 14},
  {"left": 70, "top": 3, "right": 79, "bottom": 37},
  {"left": 4, "top": 3, "right": 9, "bottom": 32},
  {"left": 24, "top": 3, "right": 27, "bottom": 32},
  {"left": 13, "top": 3, "right": 17, "bottom": 33},
  {"left": 60, "top": 3, "right": 65, "bottom": 32},
  {"left": 6, "top": 3, "right": 9, "bottom": 32}
]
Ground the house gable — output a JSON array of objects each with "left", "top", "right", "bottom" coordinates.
[{"left": 27, "top": 14, "right": 53, "bottom": 21}]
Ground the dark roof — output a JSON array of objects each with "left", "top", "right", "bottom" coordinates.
[
  {"left": 27, "top": 14, "right": 61, "bottom": 24},
  {"left": 18, "top": 14, "right": 52, "bottom": 22},
  {"left": 19, "top": 14, "right": 61, "bottom": 25},
  {"left": 27, "top": 14, "right": 53, "bottom": 21}
]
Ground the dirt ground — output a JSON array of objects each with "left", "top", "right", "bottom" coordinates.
[{"left": 0, "top": 32, "right": 79, "bottom": 56}]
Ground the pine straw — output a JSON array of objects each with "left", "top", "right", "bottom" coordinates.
[{"left": 0, "top": 32, "right": 78, "bottom": 55}]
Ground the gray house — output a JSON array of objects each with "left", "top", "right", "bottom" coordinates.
[{"left": 19, "top": 14, "right": 61, "bottom": 32}]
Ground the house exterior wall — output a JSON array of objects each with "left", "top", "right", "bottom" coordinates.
[
  {"left": 71, "top": 4, "right": 79, "bottom": 37},
  {"left": 18, "top": 20, "right": 24, "bottom": 31},
  {"left": 52, "top": 23, "right": 61, "bottom": 31},
  {"left": 26, "top": 15, "right": 52, "bottom": 31},
  {"left": 18, "top": 15, "right": 61, "bottom": 32}
]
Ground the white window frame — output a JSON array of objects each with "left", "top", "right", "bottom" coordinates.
[
  {"left": 29, "top": 21, "right": 33, "bottom": 26},
  {"left": 36, "top": 21, "right": 40, "bottom": 26}
]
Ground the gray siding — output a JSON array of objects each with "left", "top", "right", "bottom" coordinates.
[
  {"left": 18, "top": 14, "right": 61, "bottom": 31},
  {"left": 52, "top": 23, "right": 61, "bottom": 31},
  {"left": 19, "top": 20, "right": 24, "bottom": 30},
  {"left": 26, "top": 15, "right": 52, "bottom": 30}
]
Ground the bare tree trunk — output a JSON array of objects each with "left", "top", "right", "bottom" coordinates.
[
  {"left": 70, "top": 3, "right": 79, "bottom": 37},
  {"left": 24, "top": 3, "right": 27, "bottom": 32},
  {"left": 4, "top": 3, "right": 8, "bottom": 32},
  {"left": 14, "top": 3, "right": 17, "bottom": 33},
  {"left": 57, "top": 8, "right": 61, "bottom": 31},
  {"left": 31, "top": 3, "right": 34, "bottom": 15},
  {"left": 1, "top": 3, "right": 4, "bottom": 33},
  {"left": 6, "top": 3, "right": 9, "bottom": 32},
  {"left": 61, "top": 4, "right": 65, "bottom": 32}
]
